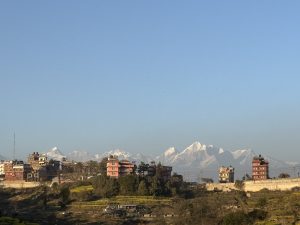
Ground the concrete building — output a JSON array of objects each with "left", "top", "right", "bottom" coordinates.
[
  {"left": 4, "top": 161, "right": 31, "bottom": 181},
  {"left": 27, "top": 152, "right": 47, "bottom": 170},
  {"left": 161, "top": 166, "right": 172, "bottom": 181},
  {"left": 219, "top": 166, "right": 234, "bottom": 183},
  {"left": 107, "top": 156, "right": 135, "bottom": 178},
  {"left": 252, "top": 154, "right": 269, "bottom": 181}
]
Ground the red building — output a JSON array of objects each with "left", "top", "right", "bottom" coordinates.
[
  {"left": 106, "top": 156, "right": 135, "bottom": 178},
  {"left": 4, "top": 161, "right": 31, "bottom": 181},
  {"left": 252, "top": 155, "right": 269, "bottom": 181}
]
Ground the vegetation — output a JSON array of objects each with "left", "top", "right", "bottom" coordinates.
[
  {"left": 0, "top": 217, "right": 38, "bottom": 225},
  {"left": 2, "top": 160, "right": 300, "bottom": 224},
  {"left": 278, "top": 173, "right": 291, "bottom": 178}
]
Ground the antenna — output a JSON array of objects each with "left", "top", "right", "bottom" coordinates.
[{"left": 13, "top": 132, "right": 16, "bottom": 160}]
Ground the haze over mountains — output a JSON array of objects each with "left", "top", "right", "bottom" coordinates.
[{"left": 44, "top": 141, "right": 298, "bottom": 181}]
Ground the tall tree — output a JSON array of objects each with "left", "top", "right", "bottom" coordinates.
[
  {"left": 138, "top": 180, "right": 149, "bottom": 195},
  {"left": 99, "top": 157, "right": 108, "bottom": 175},
  {"left": 119, "top": 174, "right": 138, "bottom": 195}
]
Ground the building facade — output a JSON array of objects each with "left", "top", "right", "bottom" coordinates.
[
  {"left": 28, "top": 152, "right": 48, "bottom": 170},
  {"left": 252, "top": 155, "right": 269, "bottom": 181},
  {"left": 106, "top": 156, "right": 135, "bottom": 178},
  {"left": 219, "top": 166, "right": 234, "bottom": 183},
  {"left": 4, "top": 161, "right": 31, "bottom": 181}
]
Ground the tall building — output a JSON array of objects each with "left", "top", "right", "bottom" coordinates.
[
  {"left": 219, "top": 166, "right": 234, "bottom": 183},
  {"left": 252, "top": 155, "right": 269, "bottom": 180},
  {"left": 106, "top": 155, "right": 135, "bottom": 178}
]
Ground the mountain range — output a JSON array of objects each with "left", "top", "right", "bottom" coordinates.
[{"left": 45, "top": 142, "right": 298, "bottom": 181}]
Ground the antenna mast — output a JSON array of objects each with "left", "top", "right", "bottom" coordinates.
[{"left": 13, "top": 132, "right": 16, "bottom": 160}]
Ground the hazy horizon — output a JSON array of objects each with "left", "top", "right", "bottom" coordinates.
[{"left": 1, "top": 1, "right": 300, "bottom": 161}]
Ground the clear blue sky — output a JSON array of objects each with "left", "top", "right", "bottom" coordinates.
[{"left": 1, "top": 1, "right": 300, "bottom": 160}]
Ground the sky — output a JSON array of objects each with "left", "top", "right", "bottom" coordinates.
[{"left": 0, "top": 1, "right": 300, "bottom": 161}]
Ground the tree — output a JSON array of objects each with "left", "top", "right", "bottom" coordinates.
[
  {"left": 138, "top": 162, "right": 149, "bottom": 176},
  {"left": 92, "top": 174, "right": 119, "bottom": 197},
  {"left": 99, "top": 157, "right": 108, "bottom": 175},
  {"left": 74, "top": 162, "right": 84, "bottom": 174},
  {"left": 118, "top": 174, "right": 138, "bottom": 195},
  {"left": 137, "top": 180, "right": 149, "bottom": 195},
  {"left": 149, "top": 176, "right": 163, "bottom": 196},
  {"left": 242, "top": 173, "right": 252, "bottom": 181},
  {"left": 278, "top": 173, "right": 290, "bottom": 178},
  {"left": 59, "top": 186, "right": 70, "bottom": 208},
  {"left": 86, "top": 160, "right": 99, "bottom": 175}
]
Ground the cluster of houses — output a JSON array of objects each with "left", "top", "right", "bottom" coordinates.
[
  {"left": 0, "top": 152, "right": 173, "bottom": 183},
  {"left": 218, "top": 154, "right": 269, "bottom": 183},
  {"left": 0, "top": 152, "right": 61, "bottom": 182},
  {"left": 0, "top": 150, "right": 270, "bottom": 184}
]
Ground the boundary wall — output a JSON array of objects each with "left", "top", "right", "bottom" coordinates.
[
  {"left": 206, "top": 178, "right": 300, "bottom": 192},
  {"left": 0, "top": 181, "right": 40, "bottom": 189}
]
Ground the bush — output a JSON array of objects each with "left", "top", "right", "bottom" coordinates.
[
  {"left": 222, "top": 211, "right": 250, "bottom": 225},
  {"left": 256, "top": 197, "right": 267, "bottom": 208}
]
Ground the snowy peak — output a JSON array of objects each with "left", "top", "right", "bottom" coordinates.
[
  {"left": 46, "top": 147, "right": 66, "bottom": 161},
  {"left": 68, "top": 150, "right": 94, "bottom": 162},
  {"left": 183, "top": 141, "right": 204, "bottom": 153},
  {"left": 104, "top": 149, "right": 131, "bottom": 159},
  {"left": 164, "top": 147, "right": 178, "bottom": 157}
]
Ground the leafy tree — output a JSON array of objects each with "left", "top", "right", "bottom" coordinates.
[
  {"left": 86, "top": 160, "right": 99, "bottom": 175},
  {"left": 119, "top": 174, "right": 138, "bottom": 195},
  {"left": 74, "top": 162, "right": 84, "bottom": 174},
  {"left": 92, "top": 174, "right": 119, "bottom": 197},
  {"left": 99, "top": 157, "right": 108, "bottom": 175},
  {"left": 59, "top": 186, "right": 70, "bottom": 208},
  {"left": 137, "top": 180, "right": 149, "bottom": 195},
  {"left": 149, "top": 176, "right": 163, "bottom": 196},
  {"left": 138, "top": 161, "right": 149, "bottom": 176}
]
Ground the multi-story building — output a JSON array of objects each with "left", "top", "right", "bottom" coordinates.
[
  {"left": 106, "top": 156, "right": 135, "bottom": 178},
  {"left": 119, "top": 160, "right": 135, "bottom": 177},
  {"left": 160, "top": 166, "right": 172, "bottom": 182},
  {"left": 219, "top": 166, "right": 234, "bottom": 183},
  {"left": 4, "top": 161, "right": 31, "bottom": 181},
  {"left": 252, "top": 155, "right": 269, "bottom": 181},
  {"left": 28, "top": 152, "right": 47, "bottom": 170}
]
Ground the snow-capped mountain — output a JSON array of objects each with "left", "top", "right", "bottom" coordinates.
[
  {"left": 68, "top": 150, "right": 94, "bottom": 162},
  {"left": 96, "top": 149, "right": 154, "bottom": 164},
  {"left": 46, "top": 147, "right": 66, "bottom": 161},
  {"left": 157, "top": 142, "right": 296, "bottom": 181}
]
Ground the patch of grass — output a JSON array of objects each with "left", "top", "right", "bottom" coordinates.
[
  {"left": 70, "top": 185, "right": 94, "bottom": 193},
  {"left": 72, "top": 195, "right": 172, "bottom": 207}
]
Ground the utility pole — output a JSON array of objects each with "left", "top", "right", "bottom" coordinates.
[{"left": 13, "top": 132, "right": 16, "bottom": 160}]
